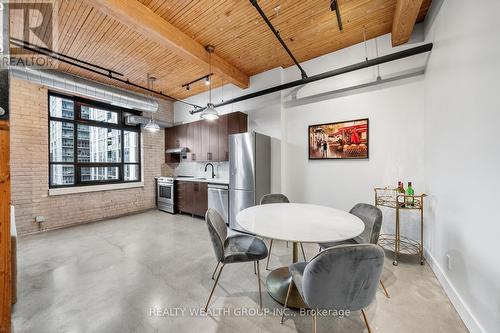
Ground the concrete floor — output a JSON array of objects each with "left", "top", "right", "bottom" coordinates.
[{"left": 13, "top": 210, "right": 468, "bottom": 333}]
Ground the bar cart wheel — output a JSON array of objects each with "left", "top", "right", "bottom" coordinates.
[{"left": 393, "top": 260, "right": 398, "bottom": 266}]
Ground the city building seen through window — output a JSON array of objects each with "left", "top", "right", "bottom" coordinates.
[{"left": 49, "top": 93, "right": 141, "bottom": 187}]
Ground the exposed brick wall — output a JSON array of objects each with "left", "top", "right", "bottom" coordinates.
[{"left": 9, "top": 77, "right": 174, "bottom": 235}]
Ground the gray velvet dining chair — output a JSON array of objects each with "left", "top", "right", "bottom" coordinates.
[
  {"left": 204, "top": 208, "right": 268, "bottom": 311},
  {"left": 260, "top": 194, "right": 307, "bottom": 270},
  {"left": 281, "top": 244, "right": 385, "bottom": 333},
  {"left": 318, "top": 203, "right": 389, "bottom": 298}
]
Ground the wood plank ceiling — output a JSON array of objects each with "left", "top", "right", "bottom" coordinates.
[{"left": 9, "top": 0, "right": 431, "bottom": 102}]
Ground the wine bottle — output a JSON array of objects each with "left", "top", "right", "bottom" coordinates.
[
  {"left": 397, "top": 181, "right": 405, "bottom": 207},
  {"left": 406, "top": 182, "right": 414, "bottom": 207}
]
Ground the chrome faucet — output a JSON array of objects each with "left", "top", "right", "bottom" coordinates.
[{"left": 204, "top": 163, "right": 215, "bottom": 179}]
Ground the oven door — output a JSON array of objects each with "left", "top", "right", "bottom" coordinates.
[{"left": 157, "top": 182, "right": 175, "bottom": 213}]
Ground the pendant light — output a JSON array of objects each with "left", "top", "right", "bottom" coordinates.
[
  {"left": 144, "top": 74, "right": 160, "bottom": 132},
  {"left": 200, "top": 45, "right": 219, "bottom": 121}
]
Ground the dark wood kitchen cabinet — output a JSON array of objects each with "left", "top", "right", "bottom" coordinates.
[
  {"left": 227, "top": 112, "right": 248, "bottom": 135},
  {"left": 193, "top": 182, "right": 208, "bottom": 216},
  {"left": 176, "top": 123, "right": 188, "bottom": 148},
  {"left": 175, "top": 181, "right": 207, "bottom": 217},
  {"left": 192, "top": 121, "right": 202, "bottom": 161},
  {"left": 165, "top": 126, "right": 179, "bottom": 164},
  {"left": 200, "top": 120, "right": 210, "bottom": 162},
  {"left": 199, "top": 119, "right": 220, "bottom": 162},
  {"left": 218, "top": 114, "right": 229, "bottom": 161},
  {"left": 166, "top": 125, "right": 177, "bottom": 149},
  {"left": 205, "top": 120, "right": 219, "bottom": 162},
  {"left": 176, "top": 181, "right": 193, "bottom": 214},
  {"left": 165, "top": 112, "right": 247, "bottom": 163}
]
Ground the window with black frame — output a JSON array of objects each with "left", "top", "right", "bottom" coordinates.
[{"left": 48, "top": 93, "right": 141, "bottom": 188}]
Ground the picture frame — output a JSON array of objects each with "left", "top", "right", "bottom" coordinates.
[{"left": 308, "top": 118, "right": 369, "bottom": 160}]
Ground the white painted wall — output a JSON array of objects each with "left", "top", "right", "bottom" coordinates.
[
  {"left": 423, "top": 1, "right": 500, "bottom": 332},
  {"left": 284, "top": 78, "right": 425, "bottom": 238}
]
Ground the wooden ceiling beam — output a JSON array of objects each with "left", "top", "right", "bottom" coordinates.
[
  {"left": 84, "top": 0, "right": 249, "bottom": 89},
  {"left": 391, "top": 0, "right": 425, "bottom": 46}
]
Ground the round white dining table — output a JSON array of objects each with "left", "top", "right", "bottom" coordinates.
[{"left": 236, "top": 203, "right": 365, "bottom": 308}]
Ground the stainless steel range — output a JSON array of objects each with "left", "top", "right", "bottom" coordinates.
[{"left": 157, "top": 177, "right": 175, "bottom": 213}]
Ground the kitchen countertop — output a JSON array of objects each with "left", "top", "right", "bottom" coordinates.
[{"left": 174, "top": 177, "right": 229, "bottom": 185}]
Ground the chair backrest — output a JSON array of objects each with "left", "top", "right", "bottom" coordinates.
[
  {"left": 350, "top": 203, "right": 383, "bottom": 244},
  {"left": 302, "top": 244, "right": 384, "bottom": 311},
  {"left": 260, "top": 193, "right": 290, "bottom": 205},
  {"left": 205, "top": 208, "right": 228, "bottom": 262}
]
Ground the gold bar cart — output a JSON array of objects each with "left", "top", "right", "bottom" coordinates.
[{"left": 374, "top": 187, "right": 427, "bottom": 266}]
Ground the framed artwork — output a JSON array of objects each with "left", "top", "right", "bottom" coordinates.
[{"left": 308, "top": 118, "right": 369, "bottom": 160}]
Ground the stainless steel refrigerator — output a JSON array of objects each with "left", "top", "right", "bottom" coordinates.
[{"left": 229, "top": 132, "right": 271, "bottom": 232}]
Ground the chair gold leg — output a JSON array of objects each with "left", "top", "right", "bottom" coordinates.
[
  {"left": 211, "top": 262, "right": 220, "bottom": 280},
  {"left": 205, "top": 264, "right": 225, "bottom": 312},
  {"left": 300, "top": 243, "right": 307, "bottom": 261},
  {"left": 361, "top": 309, "right": 372, "bottom": 333},
  {"left": 256, "top": 261, "right": 262, "bottom": 309},
  {"left": 312, "top": 310, "right": 317, "bottom": 333},
  {"left": 280, "top": 280, "right": 293, "bottom": 324},
  {"left": 380, "top": 280, "right": 390, "bottom": 298},
  {"left": 266, "top": 239, "right": 274, "bottom": 270}
]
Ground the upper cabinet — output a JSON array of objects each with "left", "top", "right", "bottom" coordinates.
[
  {"left": 177, "top": 123, "right": 188, "bottom": 148},
  {"left": 218, "top": 115, "right": 228, "bottom": 162},
  {"left": 165, "top": 112, "right": 247, "bottom": 163}
]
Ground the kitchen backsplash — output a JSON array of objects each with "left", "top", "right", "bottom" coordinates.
[{"left": 174, "top": 161, "right": 229, "bottom": 180}]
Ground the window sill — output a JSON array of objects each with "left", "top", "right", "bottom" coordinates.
[{"left": 49, "top": 182, "right": 144, "bottom": 196}]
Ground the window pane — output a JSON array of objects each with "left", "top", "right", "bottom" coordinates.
[
  {"left": 80, "top": 105, "right": 118, "bottom": 124},
  {"left": 50, "top": 121, "right": 74, "bottom": 162},
  {"left": 80, "top": 167, "right": 120, "bottom": 182},
  {"left": 124, "top": 165, "right": 139, "bottom": 181},
  {"left": 51, "top": 165, "right": 74, "bottom": 186},
  {"left": 78, "top": 125, "right": 121, "bottom": 163},
  {"left": 124, "top": 131, "right": 139, "bottom": 162},
  {"left": 49, "top": 96, "right": 74, "bottom": 119}
]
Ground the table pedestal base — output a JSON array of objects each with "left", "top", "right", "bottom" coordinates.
[{"left": 266, "top": 267, "right": 306, "bottom": 308}]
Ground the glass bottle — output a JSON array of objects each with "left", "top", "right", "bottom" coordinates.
[
  {"left": 397, "top": 181, "right": 405, "bottom": 207},
  {"left": 406, "top": 182, "right": 414, "bottom": 207}
]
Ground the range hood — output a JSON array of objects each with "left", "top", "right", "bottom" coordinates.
[{"left": 166, "top": 147, "right": 189, "bottom": 154}]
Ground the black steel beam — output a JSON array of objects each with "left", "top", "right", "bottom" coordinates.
[
  {"left": 330, "top": 1, "right": 343, "bottom": 31},
  {"left": 10, "top": 37, "right": 124, "bottom": 77},
  {"left": 9, "top": 38, "right": 202, "bottom": 108},
  {"left": 191, "top": 43, "right": 433, "bottom": 114},
  {"left": 249, "top": 0, "right": 308, "bottom": 79}
]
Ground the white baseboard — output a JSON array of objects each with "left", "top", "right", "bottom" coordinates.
[{"left": 424, "top": 248, "right": 485, "bottom": 333}]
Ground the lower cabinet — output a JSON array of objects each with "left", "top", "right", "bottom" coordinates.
[
  {"left": 176, "top": 181, "right": 192, "bottom": 214},
  {"left": 175, "top": 181, "right": 208, "bottom": 217}
]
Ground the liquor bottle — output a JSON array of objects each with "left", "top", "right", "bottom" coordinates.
[
  {"left": 406, "top": 182, "right": 415, "bottom": 207},
  {"left": 397, "top": 181, "right": 405, "bottom": 207}
]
